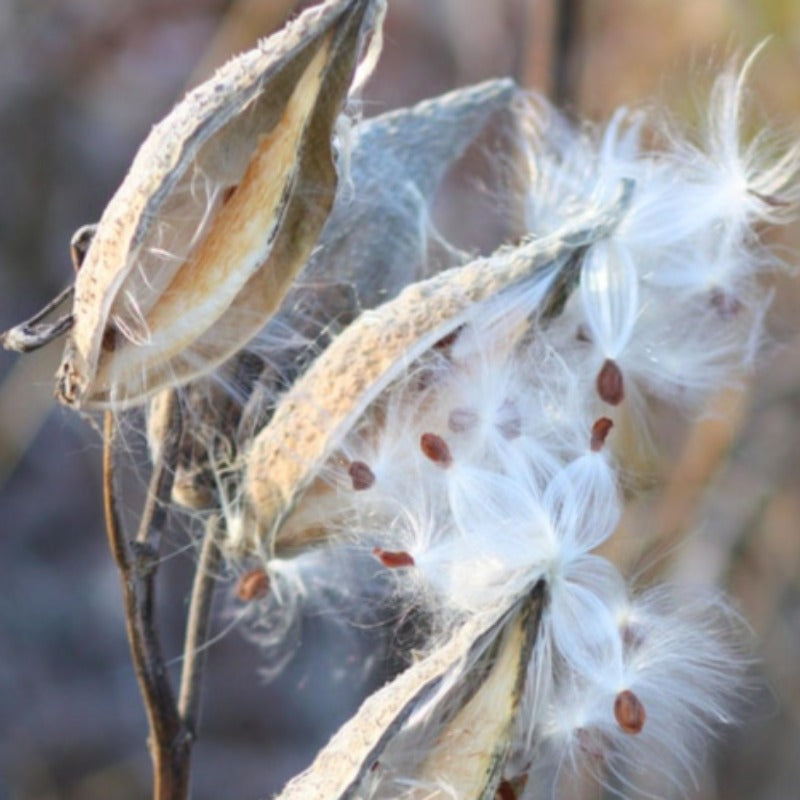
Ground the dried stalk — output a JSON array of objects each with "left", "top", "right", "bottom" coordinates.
[{"left": 102, "top": 403, "right": 221, "bottom": 800}]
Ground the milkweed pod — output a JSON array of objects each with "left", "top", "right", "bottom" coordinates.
[
  {"left": 276, "top": 581, "right": 546, "bottom": 800},
  {"left": 244, "top": 180, "right": 634, "bottom": 553},
  {"left": 56, "top": 0, "right": 386, "bottom": 409}
]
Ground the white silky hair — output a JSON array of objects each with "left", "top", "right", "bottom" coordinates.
[{"left": 151, "top": 52, "right": 799, "bottom": 799}]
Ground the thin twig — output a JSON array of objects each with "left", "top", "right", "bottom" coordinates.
[
  {"left": 0, "top": 284, "right": 74, "bottom": 353},
  {"left": 178, "top": 515, "right": 222, "bottom": 737},
  {"left": 103, "top": 410, "right": 190, "bottom": 800}
]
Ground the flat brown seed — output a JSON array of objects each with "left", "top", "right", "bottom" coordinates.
[
  {"left": 101, "top": 327, "right": 117, "bottom": 353},
  {"left": 348, "top": 460, "right": 376, "bottom": 490},
  {"left": 596, "top": 358, "right": 624, "bottom": 405},
  {"left": 372, "top": 548, "right": 415, "bottom": 568},
  {"left": 448, "top": 407, "right": 479, "bottom": 433},
  {"left": 236, "top": 568, "right": 270, "bottom": 602},
  {"left": 614, "top": 689, "right": 646, "bottom": 734},
  {"left": 590, "top": 417, "right": 614, "bottom": 451},
  {"left": 495, "top": 780, "right": 517, "bottom": 800},
  {"left": 709, "top": 288, "right": 743, "bottom": 320},
  {"left": 420, "top": 432, "right": 453, "bottom": 467},
  {"left": 496, "top": 399, "right": 521, "bottom": 440}
]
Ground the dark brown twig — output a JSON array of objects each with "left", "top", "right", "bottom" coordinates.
[{"left": 103, "top": 409, "right": 190, "bottom": 800}]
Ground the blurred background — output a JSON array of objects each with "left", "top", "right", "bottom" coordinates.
[{"left": 1, "top": 1, "right": 799, "bottom": 798}]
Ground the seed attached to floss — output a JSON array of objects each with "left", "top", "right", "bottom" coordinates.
[
  {"left": 596, "top": 358, "right": 624, "bottom": 405},
  {"left": 236, "top": 568, "right": 270, "bottom": 602},
  {"left": 372, "top": 547, "right": 415, "bottom": 568},
  {"left": 495, "top": 780, "right": 517, "bottom": 800},
  {"left": 420, "top": 432, "right": 453, "bottom": 467},
  {"left": 348, "top": 460, "right": 376, "bottom": 491},
  {"left": 709, "top": 287, "right": 744, "bottom": 320},
  {"left": 496, "top": 398, "right": 521, "bottom": 440},
  {"left": 590, "top": 417, "right": 614, "bottom": 451},
  {"left": 614, "top": 689, "right": 646, "bottom": 734},
  {"left": 448, "top": 407, "right": 479, "bottom": 433}
]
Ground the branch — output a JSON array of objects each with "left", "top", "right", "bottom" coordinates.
[{"left": 103, "top": 409, "right": 190, "bottom": 800}]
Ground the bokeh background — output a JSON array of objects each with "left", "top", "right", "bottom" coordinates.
[{"left": 1, "top": 1, "right": 800, "bottom": 798}]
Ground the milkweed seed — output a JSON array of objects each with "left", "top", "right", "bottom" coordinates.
[
  {"left": 596, "top": 358, "right": 624, "bottom": 405},
  {"left": 420, "top": 432, "right": 453, "bottom": 467},
  {"left": 372, "top": 548, "right": 415, "bottom": 568},
  {"left": 236, "top": 568, "right": 270, "bottom": 602},
  {"left": 614, "top": 689, "right": 646, "bottom": 734},
  {"left": 348, "top": 460, "right": 376, "bottom": 490},
  {"left": 590, "top": 417, "right": 614, "bottom": 451}
]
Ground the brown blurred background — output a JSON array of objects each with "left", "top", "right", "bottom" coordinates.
[{"left": 1, "top": 1, "right": 799, "bottom": 798}]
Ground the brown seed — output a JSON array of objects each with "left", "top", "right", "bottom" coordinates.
[
  {"left": 236, "top": 568, "right": 270, "bottom": 602},
  {"left": 496, "top": 399, "right": 521, "bottom": 440},
  {"left": 420, "top": 432, "right": 453, "bottom": 467},
  {"left": 621, "top": 623, "right": 645, "bottom": 652},
  {"left": 448, "top": 407, "right": 479, "bottom": 433},
  {"left": 709, "top": 288, "right": 743, "bottom": 320},
  {"left": 614, "top": 689, "right": 646, "bottom": 734},
  {"left": 348, "top": 460, "right": 375, "bottom": 491},
  {"left": 433, "top": 324, "right": 464, "bottom": 351},
  {"left": 590, "top": 417, "right": 614, "bottom": 451},
  {"left": 372, "top": 547, "right": 415, "bottom": 568},
  {"left": 576, "top": 324, "right": 593, "bottom": 343},
  {"left": 596, "top": 358, "right": 624, "bottom": 405},
  {"left": 576, "top": 728, "right": 605, "bottom": 760},
  {"left": 101, "top": 327, "right": 117, "bottom": 353},
  {"left": 495, "top": 780, "right": 517, "bottom": 800}
]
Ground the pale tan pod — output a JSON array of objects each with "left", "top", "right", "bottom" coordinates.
[
  {"left": 56, "top": 0, "right": 385, "bottom": 409},
  {"left": 276, "top": 581, "right": 546, "bottom": 800},
  {"left": 245, "top": 181, "right": 633, "bottom": 551}
]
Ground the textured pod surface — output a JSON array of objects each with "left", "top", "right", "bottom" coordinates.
[
  {"left": 276, "top": 582, "right": 546, "bottom": 800},
  {"left": 56, "top": 0, "right": 384, "bottom": 409},
  {"left": 237, "top": 78, "right": 521, "bottom": 438},
  {"left": 245, "top": 182, "right": 633, "bottom": 550}
]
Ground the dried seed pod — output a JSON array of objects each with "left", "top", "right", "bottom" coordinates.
[
  {"left": 56, "top": 0, "right": 384, "bottom": 409},
  {"left": 245, "top": 181, "right": 633, "bottom": 551},
  {"left": 276, "top": 581, "right": 547, "bottom": 800},
  {"left": 236, "top": 78, "right": 522, "bottom": 440},
  {"left": 614, "top": 688, "right": 646, "bottom": 734}
]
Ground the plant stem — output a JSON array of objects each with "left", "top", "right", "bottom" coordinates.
[{"left": 103, "top": 408, "right": 191, "bottom": 800}]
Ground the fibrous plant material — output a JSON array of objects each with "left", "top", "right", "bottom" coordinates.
[
  {"left": 3, "top": 2, "right": 799, "bottom": 797},
  {"left": 277, "top": 582, "right": 546, "bottom": 800},
  {"left": 243, "top": 180, "right": 633, "bottom": 552},
  {"left": 55, "top": 0, "right": 386, "bottom": 409}
]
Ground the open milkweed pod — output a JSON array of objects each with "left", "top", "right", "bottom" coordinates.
[
  {"left": 146, "top": 79, "right": 520, "bottom": 506},
  {"left": 243, "top": 180, "right": 634, "bottom": 553},
  {"left": 277, "top": 580, "right": 547, "bottom": 800},
  {"left": 56, "top": 0, "right": 385, "bottom": 409}
]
